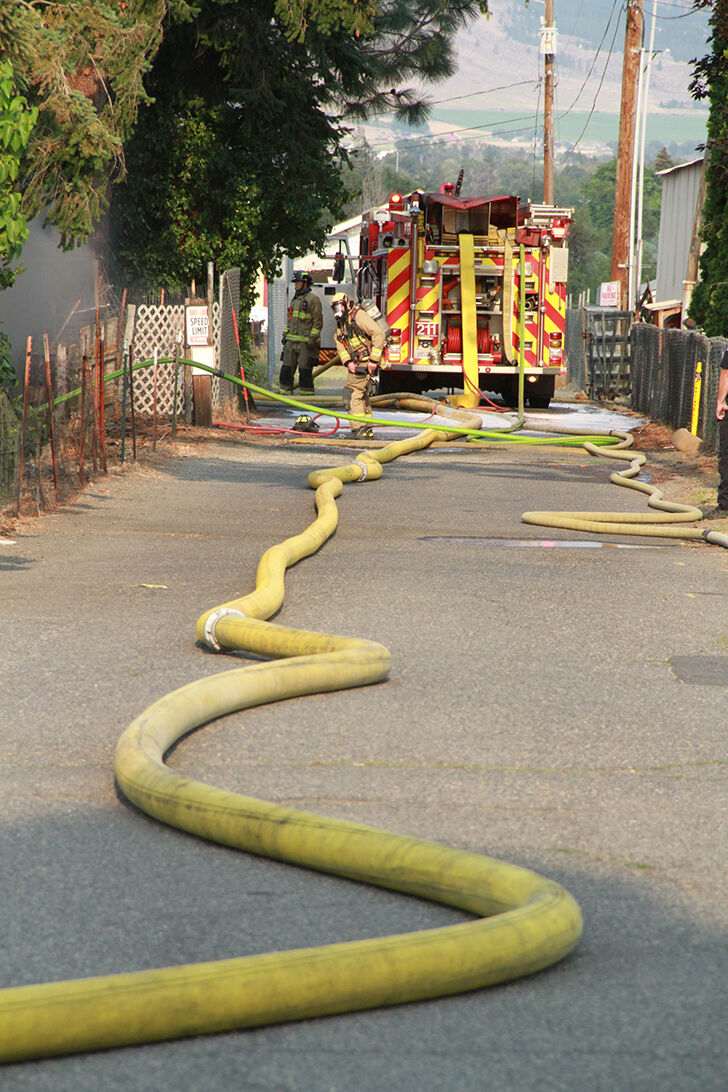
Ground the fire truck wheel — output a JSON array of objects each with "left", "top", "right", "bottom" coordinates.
[
  {"left": 500, "top": 379, "right": 519, "bottom": 408},
  {"left": 377, "top": 371, "right": 397, "bottom": 397},
  {"left": 527, "top": 376, "right": 555, "bottom": 409}
]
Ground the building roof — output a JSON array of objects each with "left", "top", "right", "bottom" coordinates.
[{"left": 656, "top": 156, "right": 704, "bottom": 179}]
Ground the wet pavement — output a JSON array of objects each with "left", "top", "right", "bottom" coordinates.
[{"left": 252, "top": 387, "right": 642, "bottom": 443}]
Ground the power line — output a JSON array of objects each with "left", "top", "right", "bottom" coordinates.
[
  {"left": 569, "top": 3, "right": 624, "bottom": 155},
  {"left": 427, "top": 79, "right": 536, "bottom": 107},
  {"left": 651, "top": 8, "right": 700, "bottom": 19},
  {"left": 558, "top": 0, "right": 621, "bottom": 121},
  {"left": 362, "top": 108, "right": 540, "bottom": 152},
  {"left": 353, "top": 116, "right": 545, "bottom": 159}
]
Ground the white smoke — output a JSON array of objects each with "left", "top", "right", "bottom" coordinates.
[{"left": 0, "top": 216, "right": 97, "bottom": 383}]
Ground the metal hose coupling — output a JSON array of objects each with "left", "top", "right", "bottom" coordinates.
[
  {"left": 702, "top": 528, "right": 728, "bottom": 548},
  {"left": 201, "top": 607, "right": 247, "bottom": 651},
  {"left": 353, "top": 459, "right": 370, "bottom": 481}
]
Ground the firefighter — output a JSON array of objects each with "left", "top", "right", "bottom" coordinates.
[
  {"left": 278, "top": 271, "right": 322, "bottom": 395},
  {"left": 331, "top": 293, "right": 386, "bottom": 439}
]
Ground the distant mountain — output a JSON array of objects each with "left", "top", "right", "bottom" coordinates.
[
  {"left": 500, "top": 0, "right": 709, "bottom": 65},
  {"left": 356, "top": 0, "right": 709, "bottom": 158},
  {"left": 433, "top": 1, "right": 707, "bottom": 117}
]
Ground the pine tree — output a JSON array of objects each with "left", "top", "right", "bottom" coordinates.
[{"left": 109, "top": 0, "right": 488, "bottom": 298}]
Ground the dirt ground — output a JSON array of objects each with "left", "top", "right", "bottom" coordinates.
[{"left": 626, "top": 417, "right": 723, "bottom": 507}]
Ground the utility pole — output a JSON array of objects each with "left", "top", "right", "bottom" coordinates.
[
  {"left": 541, "top": 0, "right": 556, "bottom": 205},
  {"left": 610, "top": 0, "right": 644, "bottom": 309}
]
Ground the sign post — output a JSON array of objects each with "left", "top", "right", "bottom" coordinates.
[
  {"left": 597, "top": 281, "right": 621, "bottom": 309},
  {"left": 185, "top": 301, "right": 214, "bottom": 426}
]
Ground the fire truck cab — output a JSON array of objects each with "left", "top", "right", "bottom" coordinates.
[{"left": 358, "top": 184, "right": 573, "bottom": 408}]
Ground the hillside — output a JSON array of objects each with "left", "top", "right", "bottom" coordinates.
[{"left": 355, "top": 0, "right": 709, "bottom": 159}]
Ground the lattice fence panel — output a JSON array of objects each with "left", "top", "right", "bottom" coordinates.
[
  {"left": 130, "top": 357, "right": 185, "bottom": 417},
  {"left": 133, "top": 304, "right": 185, "bottom": 360},
  {"left": 129, "top": 302, "right": 224, "bottom": 417}
]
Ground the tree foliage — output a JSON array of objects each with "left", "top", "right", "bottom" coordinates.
[
  {"left": 0, "top": 0, "right": 196, "bottom": 248},
  {"left": 108, "top": 0, "right": 487, "bottom": 301},
  {"left": 688, "top": 0, "right": 728, "bottom": 335},
  {"left": 0, "top": 61, "right": 37, "bottom": 289}
]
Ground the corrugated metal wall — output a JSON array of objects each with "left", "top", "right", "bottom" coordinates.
[{"left": 655, "top": 159, "right": 704, "bottom": 304}]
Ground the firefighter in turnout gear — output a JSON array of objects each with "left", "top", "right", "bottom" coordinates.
[
  {"left": 278, "top": 271, "right": 323, "bottom": 395},
  {"left": 331, "top": 293, "right": 386, "bottom": 439}
]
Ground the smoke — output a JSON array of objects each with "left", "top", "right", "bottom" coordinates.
[{"left": 0, "top": 217, "right": 98, "bottom": 384}]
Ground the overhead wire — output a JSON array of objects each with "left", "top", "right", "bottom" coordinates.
[
  {"left": 425, "top": 79, "right": 537, "bottom": 107},
  {"left": 362, "top": 108, "right": 541, "bottom": 154},
  {"left": 568, "top": 4, "right": 625, "bottom": 156},
  {"left": 558, "top": 0, "right": 621, "bottom": 122}
]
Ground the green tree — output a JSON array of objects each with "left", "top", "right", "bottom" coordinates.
[
  {"left": 688, "top": 1, "right": 728, "bottom": 335},
  {"left": 654, "top": 146, "right": 674, "bottom": 173},
  {"left": 0, "top": 61, "right": 37, "bottom": 290},
  {"left": 0, "top": 0, "right": 196, "bottom": 249},
  {"left": 109, "top": 0, "right": 487, "bottom": 301},
  {"left": 570, "top": 156, "right": 662, "bottom": 300}
]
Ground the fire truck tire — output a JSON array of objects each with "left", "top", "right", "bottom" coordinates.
[
  {"left": 526, "top": 377, "right": 555, "bottom": 409},
  {"left": 500, "top": 378, "right": 519, "bottom": 408},
  {"left": 378, "top": 372, "right": 423, "bottom": 397}
]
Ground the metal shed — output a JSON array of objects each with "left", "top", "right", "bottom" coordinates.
[{"left": 654, "top": 156, "right": 705, "bottom": 311}]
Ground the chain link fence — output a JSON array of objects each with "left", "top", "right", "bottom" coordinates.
[
  {"left": 631, "top": 324, "right": 725, "bottom": 455},
  {"left": 217, "top": 267, "right": 243, "bottom": 414},
  {"left": 566, "top": 311, "right": 723, "bottom": 456}
]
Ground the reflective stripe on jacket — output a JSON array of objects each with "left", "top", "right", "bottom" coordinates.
[{"left": 283, "top": 287, "right": 323, "bottom": 346}]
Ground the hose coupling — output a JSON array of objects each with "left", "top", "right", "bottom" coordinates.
[
  {"left": 702, "top": 528, "right": 728, "bottom": 549},
  {"left": 353, "top": 459, "right": 369, "bottom": 481},
  {"left": 202, "top": 607, "right": 247, "bottom": 651}
]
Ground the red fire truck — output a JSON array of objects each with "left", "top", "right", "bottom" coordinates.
[{"left": 357, "top": 183, "right": 573, "bottom": 408}]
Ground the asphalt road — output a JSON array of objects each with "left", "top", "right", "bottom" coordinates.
[{"left": 1, "top": 406, "right": 727, "bottom": 1090}]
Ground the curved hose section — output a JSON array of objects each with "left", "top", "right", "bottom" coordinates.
[
  {"left": 522, "top": 429, "right": 728, "bottom": 548},
  {"left": 0, "top": 409, "right": 582, "bottom": 1064}
]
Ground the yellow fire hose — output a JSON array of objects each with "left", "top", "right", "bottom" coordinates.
[
  {"left": 7, "top": 366, "right": 726, "bottom": 1064},
  {"left": 522, "top": 430, "right": 728, "bottom": 548},
  {"left": 0, "top": 405, "right": 583, "bottom": 1064}
]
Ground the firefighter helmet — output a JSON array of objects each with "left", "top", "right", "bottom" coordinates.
[
  {"left": 331, "top": 292, "right": 350, "bottom": 321},
  {"left": 292, "top": 270, "right": 312, "bottom": 286}
]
